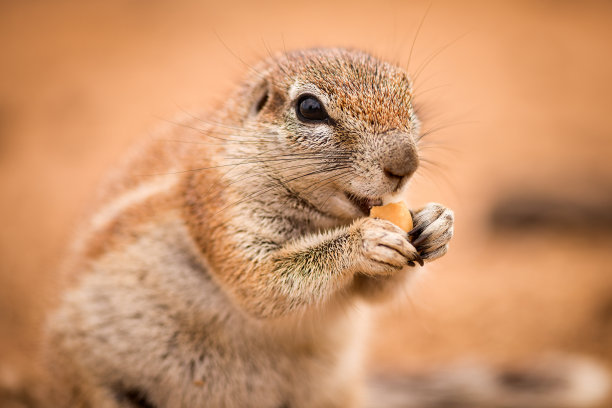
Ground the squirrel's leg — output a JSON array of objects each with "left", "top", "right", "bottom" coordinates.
[{"left": 219, "top": 217, "right": 421, "bottom": 319}]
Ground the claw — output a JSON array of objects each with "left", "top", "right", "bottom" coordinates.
[
  {"left": 411, "top": 233, "right": 428, "bottom": 247},
  {"left": 414, "top": 253, "right": 424, "bottom": 266},
  {"left": 407, "top": 261, "right": 415, "bottom": 267},
  {"left": 408, "top": 226, "right": 424, "bottom": 238}
]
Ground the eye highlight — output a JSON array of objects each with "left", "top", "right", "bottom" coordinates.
[{"left": 296, "top": 95, "right": 329, "bottom": 123}]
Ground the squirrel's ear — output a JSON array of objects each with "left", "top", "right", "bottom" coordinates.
[{"left": 249, "top": 79, "right": 269, "bottom": 117}]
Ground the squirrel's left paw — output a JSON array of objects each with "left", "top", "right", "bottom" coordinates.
[{"left": 409, "top": 203, "right": 454, "bottom": 262}]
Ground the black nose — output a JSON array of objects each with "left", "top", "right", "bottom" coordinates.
[{"left": 381, "top": 137, "right": 419, "bottom": 182}]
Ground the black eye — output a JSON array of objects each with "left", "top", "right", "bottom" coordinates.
[{"left": 296, "top": 95, "right": 329, "bottom": 123}]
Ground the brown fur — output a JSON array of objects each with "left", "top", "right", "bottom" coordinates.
[{"left": 40, "top": 48, "right": 454, "bottom": 407}]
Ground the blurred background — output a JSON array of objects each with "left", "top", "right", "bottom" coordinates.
[{"left": 1, "top": 0, "right": 611, "bottom": 406}]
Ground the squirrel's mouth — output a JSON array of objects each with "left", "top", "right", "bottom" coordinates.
[{"left": 344, "top": 192, "right": 382, "bottom": 215}]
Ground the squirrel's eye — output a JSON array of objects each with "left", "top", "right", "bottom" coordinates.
[{"left": 296, "top": 95, "right": 329, "bottom": 123}]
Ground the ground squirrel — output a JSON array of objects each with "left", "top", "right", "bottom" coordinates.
[{"left": 41, "top": 48, "right": 455, "bottom": 407}]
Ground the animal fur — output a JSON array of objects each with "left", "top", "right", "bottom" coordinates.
[{"left": 39, "top": 48, "right": 455, "bottom": 407}]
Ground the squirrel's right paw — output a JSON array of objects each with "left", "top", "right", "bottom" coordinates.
[{"left": 353, "top": 218, "right": 421, "bottom": 276}]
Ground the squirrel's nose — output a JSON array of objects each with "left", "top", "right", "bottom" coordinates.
[{"left": 381, "top": 137, "right": 419, "bottom": 183}]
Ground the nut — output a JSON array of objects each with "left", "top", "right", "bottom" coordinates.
[{"left": 370, "top": 201, "right": 413, "bottom": 232}]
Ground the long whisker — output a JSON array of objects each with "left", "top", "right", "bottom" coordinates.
[
  {"left": 419, "top": 157, "right": 449, "bottom": 172},
  {"left": 232, "top": 163, "right": 353, "bottom": 192},
  {"left": 417, "top": 142, "right": 461, "bottom": 154},
  {"left": 406, "top": 3, "right": 432, "bottom": 73},
  {"left": 174, "top": 108, "right": 263, "bottom": 134},
  {"left": 297, "top": 167, "right": 354, "bottom": 198},
  {"left": 202, "top": 144, "right": 353, "bottom": 199},
  {"left": 317, "top": 172, "right": 356, "bottom": 209},
  {"left": 209, "top": 168, "right": 354, "bottom": 233},
  {"left": 417, "top": 160, "right": 459, "bottom": 198},
  {"left": 213, "top": 166, "right": 353, "bottom": 216},
  {"left": 213, "top": 30, "right": 266, "bottom": 80},
  {"left": 219, "top": 162, "right": 353, "bottom": 192},
  {"left": 412, "top": 31, "right": 469, "bottom": 85},
  {"left": 137, "top": 154, "right": 352, "bottom": 177},
  {"left": 274, "top": 169, "right": 354, "bottom": 214},
  {"left": 413, "top": 82, "right": 451, "bottom": 98},
  {"left": 417, "top": 120, "right": 474, "bottom": 142},
  {"left": 155, "top": 117, "right": 262, "bottom": 144}
]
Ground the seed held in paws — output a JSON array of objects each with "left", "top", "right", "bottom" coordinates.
[{"left": 370, "top": 201, "right": 413, "bottom": 233}]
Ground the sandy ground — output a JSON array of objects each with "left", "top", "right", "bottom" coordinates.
[{"left": 1, "top": 0, "right": 611, "bottom": 404}]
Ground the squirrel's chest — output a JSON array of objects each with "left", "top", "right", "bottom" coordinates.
[{"left": 140, "top": 319, "right": 364, "bottom": 408}]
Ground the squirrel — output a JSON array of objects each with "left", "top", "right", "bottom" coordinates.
[
  {"left": 0, "top": 46, "right": 599, "bottom": 408},
  {"left": 37, "top": 47, "right": 453, "bottom": 407}
]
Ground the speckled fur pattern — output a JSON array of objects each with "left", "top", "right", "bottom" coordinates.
[{"left": 41, "top": 48, "right": 454, "bottom": 408}]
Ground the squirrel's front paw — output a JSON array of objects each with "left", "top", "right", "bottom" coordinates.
[
  {"left": 409, "top": 203, "right": 454, "bottom": 262},
  {"left": 353, "top": 218, "right": 421, "bottom": 276}
]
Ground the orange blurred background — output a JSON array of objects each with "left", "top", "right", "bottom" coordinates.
[{"left": 1, "top": 0, "right": 611, "bottom": 404}]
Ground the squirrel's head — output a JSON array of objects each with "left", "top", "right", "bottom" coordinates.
[{"left": 232, "top": 48, "right": 420, "bottom": 221}]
